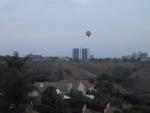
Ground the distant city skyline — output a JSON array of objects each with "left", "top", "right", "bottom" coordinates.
[
  {"left": 72, "top": 48, "right": 89, "bottom": 60},
  {"left": 0, "top": 0, "right": 150, "bottom": 57}
]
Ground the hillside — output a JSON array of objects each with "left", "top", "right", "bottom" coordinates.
[
  {"left": 70, "top": 61, "right": 139, "bottom": 75},
  {"left": 27, "top": 61, "right": 97, "bottom": 81},
  {"left": 26, "top": 61, "right": 150, "bottom": 94},
  {"left": 27, "top": 61, "right": 139, "bottom": 80},
  {"left": 124, "top": 67, "right": 150, "bottom": 94}
]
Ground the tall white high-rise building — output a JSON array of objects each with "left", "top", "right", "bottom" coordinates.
[
  {"left": 81, "top": 48, "right": 89, "bottom": 60},
  {"left": 72, "top": 48, "right": 89, "bottom": 61},
  {"left": 72, "top": 48, "right": 80, "bottom": 60}
]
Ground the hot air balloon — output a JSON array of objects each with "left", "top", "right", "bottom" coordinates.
[{"left": 86, "top": 30, "right": 91, "bottom": 37}]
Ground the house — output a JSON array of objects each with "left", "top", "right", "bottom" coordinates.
[{"left": 34, "top": 80, "right": 94, "bottom": 95}]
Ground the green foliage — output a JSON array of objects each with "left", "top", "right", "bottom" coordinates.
[
  {"left": 69, "top": 89, "right": 85, "bottom": 108},
  {"left": 54, "top": 69, "right": 64, "bottom": 80},
  {"left": 86, "top": 98, "right": 104, "bottom": 111},
  {"left": 0, "top": 52, "right": 34, "bottom": 113},
  {"left": 26, "top": 67, "right": 55, "bottom": 82},
  {"left": 123, "top": 105, "right": 150, "bottom": 113},
  {"left": 4, "top": 51, "right": 30, "bottom": 71},
  {"left": 111, "top": 67, "right": 132, "bottom": 83},
  {"left": 37, "top": 86, "right": 67, "bottom": 113},
  {"left": 97, "top": 73, "right": 112, "bottom": 82},
  {"left": 121, "top": 94, "right": 144, "bottom": 105},
  {"left": 63, "top": 69, "right": 72, "bottom": 75},
  {"left": 94, "top": 74, "right": 117, "bottom": 108}
]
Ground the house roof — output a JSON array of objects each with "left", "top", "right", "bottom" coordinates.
[
  {"left": 34, "top": 80, "right": 94, "bottom": 93},
  {"left": 80, "top": 80, "right": 94, "bottom": 90}
]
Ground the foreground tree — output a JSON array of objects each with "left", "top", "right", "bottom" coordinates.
[
  {"left": 37, "top": 86, "right": 66, "bottom": 113},
  {"left": 0, "top": 52, "right": 34, "bottom": 113},
  {"left": 95, "top": 74, "right": 116, "bottom": 106},
  {"left": 69, "top": 89, "right": 85, "bottom": 108}
]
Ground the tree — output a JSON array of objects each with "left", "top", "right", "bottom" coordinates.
[
  {"left": 37, "top": 86, "right": 66, "bottom": 113},
  {"left": 4, "top": 51, "right": 29, "bottom": 71},
  {"left": 95, "top": 74, "right": 116, "bottom": 106},
  {"left": 69, "top": 89, "right": 85, "bottom": 108},
  {"left": 0, "top": 52, "right": 34, "bottom": 113}
]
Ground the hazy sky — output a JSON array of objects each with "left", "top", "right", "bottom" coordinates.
[{"left": 0, "top": 0, "right": 150, "bottom": 57}]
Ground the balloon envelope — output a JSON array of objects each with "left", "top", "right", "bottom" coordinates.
[{"left": 86, "top": 31, "right": 91, "bottom": 37}]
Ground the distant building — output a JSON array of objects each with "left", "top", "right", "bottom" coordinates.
[
  {"left": 81, "top": 48, "right": 89, "bottom": 61},
  {"left": 72, "top": 48, "right": 89, "bottom": 61},
  {"left": 29, "top": 54, "right": 43, "bottom": 61},
  {"left": 30, "top": 54, "right": 43, "bottom": 59},
  {"left": 72, "top": 48, "right": 80, "bottom": 61},
  {"left": 56, "top": 57, "right": 71, "bottom": 62}
]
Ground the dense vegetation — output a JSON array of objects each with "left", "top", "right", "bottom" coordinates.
[
  {"left": 0, "top": 52, "right": 150, "bottom": 113},
  {"left": 0, "top": 52, "right": 34, "bottom": 113}
]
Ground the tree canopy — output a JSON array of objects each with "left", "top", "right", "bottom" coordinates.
[{"left": 0, "top": 52, "right": 34, "bottom": 113}]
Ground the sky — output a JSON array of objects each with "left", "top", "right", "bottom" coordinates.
[{"left": 0, "top": 0, "right": 150, "bottom": 57}]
